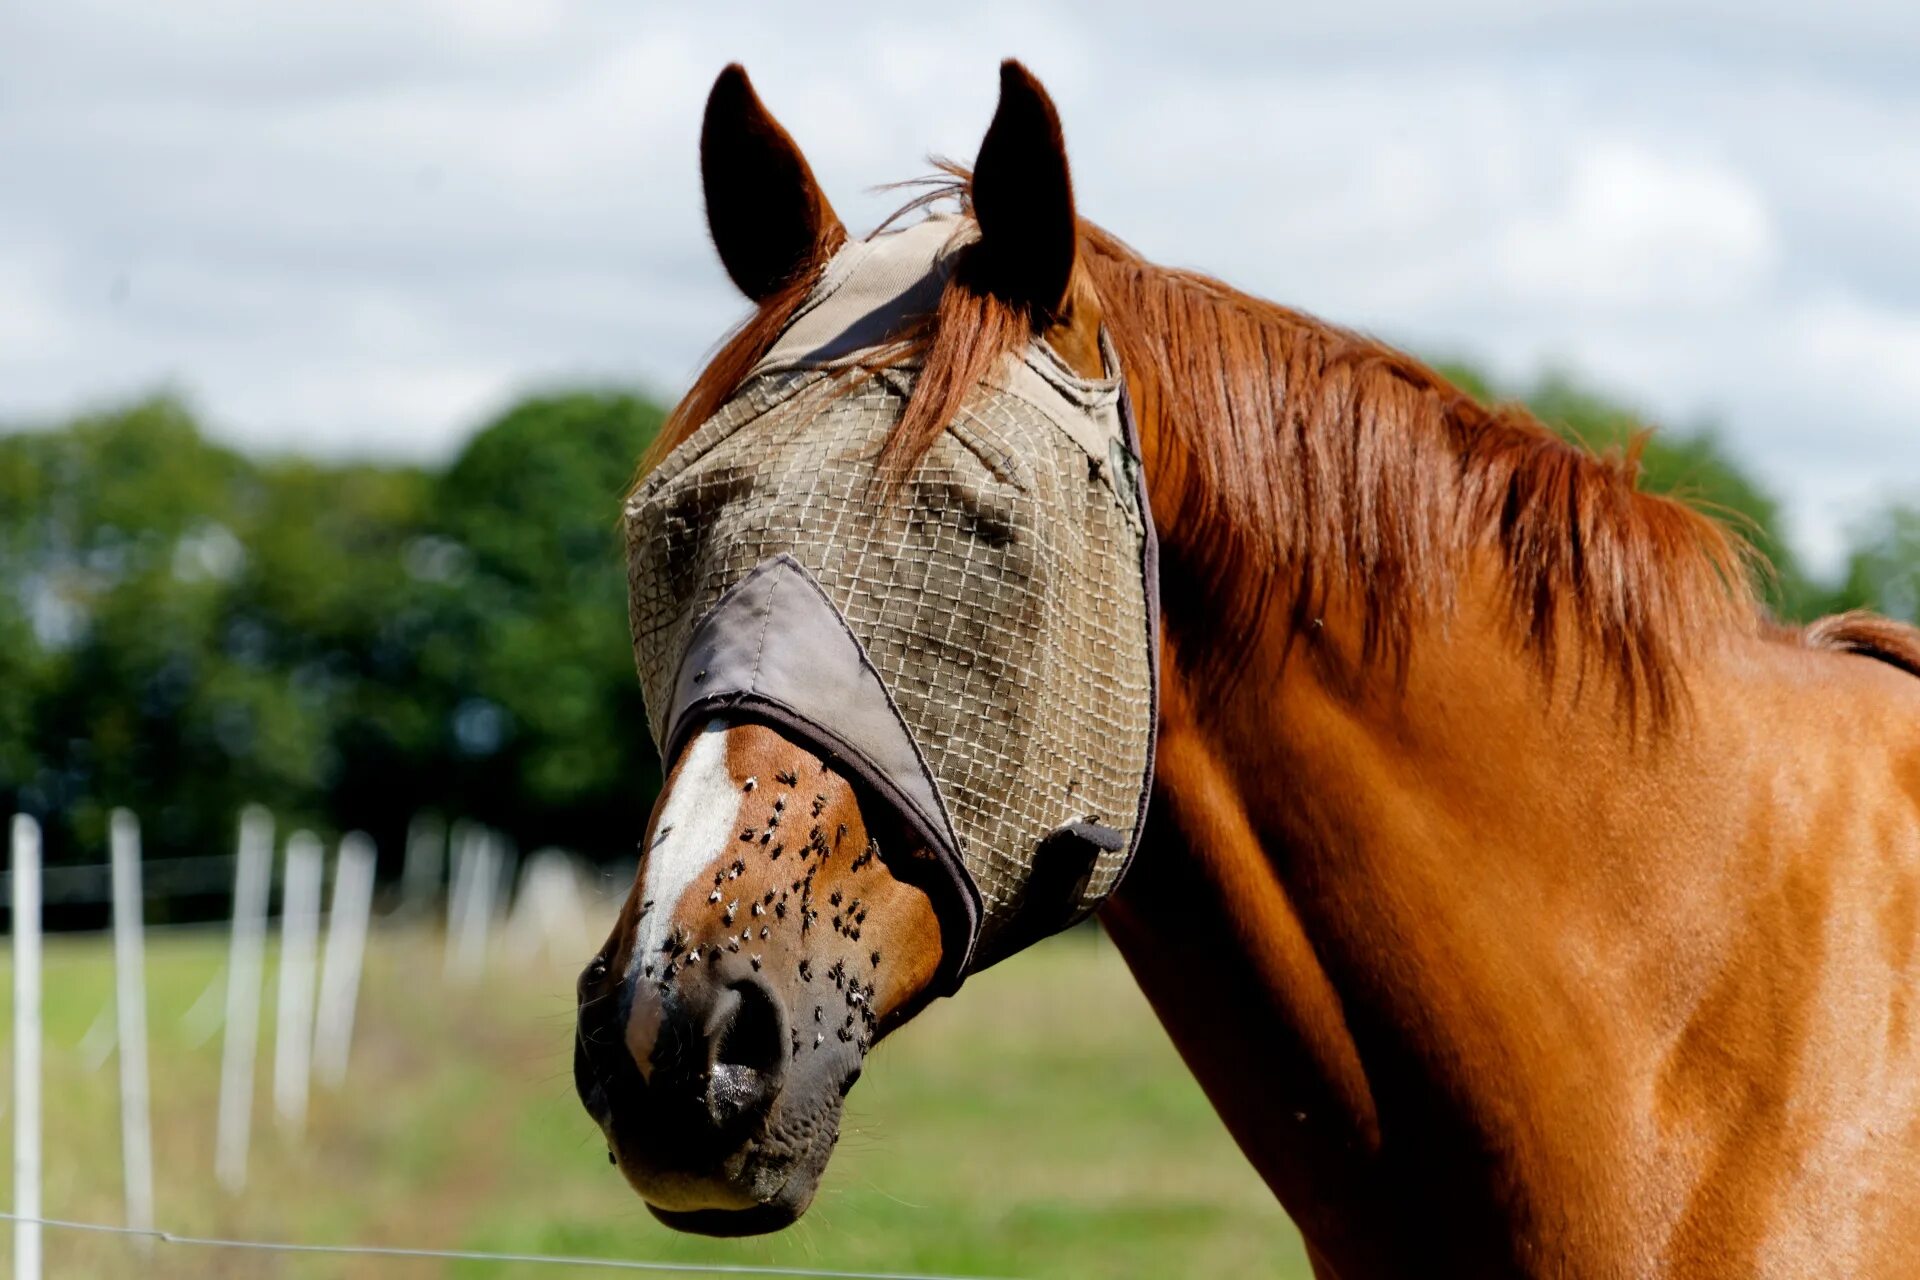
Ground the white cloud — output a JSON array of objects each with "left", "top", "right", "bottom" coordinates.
[
  {"left": 0, "top": 1, "right": 1915, "bottom": 574},
  {"left": 0, "top": 248, "right": 75, "bottom": 360},
  {"left": 1495, "top": 141, "right": 1777, "bottom": 310},
  {"left": 223, "top": 363, "right": 517, "bottom": 458},
  {"left": 1795, "top": 296, "right": 1920, "bottom": 418}
]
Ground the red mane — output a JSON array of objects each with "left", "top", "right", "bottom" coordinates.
[{"left": 645, "top": 176, "right": 1772, "bottom": 716}]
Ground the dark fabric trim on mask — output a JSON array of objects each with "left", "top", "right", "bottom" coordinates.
[
  {"left": 1092, "top": 340, "right": 1160, "bottom": 920},
  {"left": 659, "top": 553, "right": 982, "bottom": 990},
  {"left": 971, "top": 820, "right": 1124, "bottom": 969}
]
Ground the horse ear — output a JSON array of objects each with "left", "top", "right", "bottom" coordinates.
[
  {"left": 701, "top": 64, "right": 844, "bottom": 302},
  {"left": 969, "top": 60, "right": 1077, "bottom": 318}
]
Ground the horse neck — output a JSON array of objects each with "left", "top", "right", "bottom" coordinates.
[{"left": 1106, "top": 373, "right": 1756, "bottom": 1270}]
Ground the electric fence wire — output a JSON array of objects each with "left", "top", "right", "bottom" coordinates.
[{"left": 0, "top": 1212, "right": 1018, "bottom": 1280}]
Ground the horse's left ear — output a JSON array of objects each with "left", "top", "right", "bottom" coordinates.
[
  {"left": 969, "top": 60, "right": 1077, "bottom": 318},
  {"left": 701, "top": 64, "right": 845, "bottom": 302}
]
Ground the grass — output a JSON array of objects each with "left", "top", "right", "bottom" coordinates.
[{"left": 0, "top": 918, "right": 1309, "bottom": 1278}]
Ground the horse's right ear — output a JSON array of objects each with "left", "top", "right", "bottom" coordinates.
[{"left": 701, "top": 64, "right": 844, "bottom": 302}]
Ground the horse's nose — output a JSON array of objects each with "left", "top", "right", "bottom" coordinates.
[{"left": 630, "top": 961, "right": 789, "bottom": 1138}]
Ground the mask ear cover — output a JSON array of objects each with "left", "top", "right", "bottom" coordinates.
[{"left": 972, "top": 821, "right": 1124, "bottom": 968}]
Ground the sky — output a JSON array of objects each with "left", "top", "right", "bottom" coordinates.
[{"left": 2, "top": 2, "right": 1915, "bottom": 573}]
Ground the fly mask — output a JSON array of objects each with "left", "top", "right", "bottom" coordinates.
[{"left": 625, "top": 213, "right": 1160, "bottom": 989}]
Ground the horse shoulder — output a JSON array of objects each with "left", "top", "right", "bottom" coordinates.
[
  {"left": 1786, "top": 613, "right": 1920, "bottom": 816},
  {"left": 1623, "top": 629, "right": 1920, "bottom": 1273}
]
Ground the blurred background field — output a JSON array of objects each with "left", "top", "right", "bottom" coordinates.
[
  {"left": 4, "top": 7, "right": 1918, "bottom": 1277},
  {"left": 0, "top": 922, "right": 1309, "bottom": 1279}
]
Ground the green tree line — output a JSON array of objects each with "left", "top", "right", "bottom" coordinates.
[
  {"left": 1, "top": 373, "right": 1915, "bottom": 907},
  {"left": 0, "top": 391, "right": 662, "bottom": 915}
]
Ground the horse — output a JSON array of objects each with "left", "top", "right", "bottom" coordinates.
[{"left": 575, "top": 60, "right": 1920, "bottom": 1276}]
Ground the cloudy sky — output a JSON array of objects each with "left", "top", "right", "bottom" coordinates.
[{"left": 3, "top": 2, "right": 1915, "bottom": 571}]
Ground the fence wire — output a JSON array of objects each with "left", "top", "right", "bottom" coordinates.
[{"left": 0, "top": 1213, "right": 1017, "bottom": 1280}]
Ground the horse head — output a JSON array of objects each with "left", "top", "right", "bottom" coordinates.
[
  {"left": 572, "top": 53, "right": 1920, "bottom": 1275},
  {"left": 574, "top": 61, "right": 1151, "bottom": 1235}
]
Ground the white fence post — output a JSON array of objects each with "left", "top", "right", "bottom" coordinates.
[
  {"left": 273, "top": 831, "right": 323, "bottom": 1133},
  {"left": 12, "top": 814, "right": 43, "bottom": 1280},
  {"left": 505, "top": 850, "right": 591, "bottom": 967},
  {"left": 108, "top": 808, "right": 155, "bottom": 1245},
  {"left": 493, "top": 838, "right": 519, "bottom": 922},
  {"left": 443, "top": 820, "right": 475, "bottom": 975},
  {"left": 449, "top": 829, "right": 496, "bottom": 986},
  {"left": 314, "top": 832, "right": 376, "bottom": 1088},
  {"left": 400, "top": 813, "right": 445, "bottom": 917},
  {"left": 215, "top": 806, "right": 274, "bottom": 1192}
]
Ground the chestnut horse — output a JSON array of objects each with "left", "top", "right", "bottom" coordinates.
[{"left": 577, "top": 61, "right": 1920, "bottom": 1276}]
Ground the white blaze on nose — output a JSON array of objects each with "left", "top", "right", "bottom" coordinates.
[{"left": 628, "top": 719, "right": 742, "bottom": 979}]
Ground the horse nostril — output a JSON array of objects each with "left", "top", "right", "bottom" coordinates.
[
  {"left": 715, "top": 977, "right": 785, "bottom": 1075},
  {"left": 708, "top": 977, "right": 785, "bottom": 1124},
  {"left": 578, "top": 954, "right": 610, "bottom": 1001}
]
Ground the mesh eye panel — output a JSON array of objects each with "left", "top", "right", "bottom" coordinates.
[{"left": 626, "top": 363, "right": 1155, "bottom": 963}]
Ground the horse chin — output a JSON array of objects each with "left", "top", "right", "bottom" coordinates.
[
  {"left": 626, "top": 1143, "right": 830, "bottom": 1236},
  {"left": 646, "top": 1190, "right": 810, "bottom": 1237},
  {"left": 611, "top": 1089, "right": 845, "bottom": 1236}
]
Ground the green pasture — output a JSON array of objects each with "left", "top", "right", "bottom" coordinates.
[{"left": 0, "top": 922, "right": 1307, "bottom": 1278}]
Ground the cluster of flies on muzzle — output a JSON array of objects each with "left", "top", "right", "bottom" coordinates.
[{"left": 580, "top": 756, "right": 886, "bottom": 1168}]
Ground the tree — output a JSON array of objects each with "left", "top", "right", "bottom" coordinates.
[
  {"left": 411, "top": 390, "right": 666, "bottom": 856},
  {"left": 1827, "top": 501, "right": 1920, "bottom": 623},
  {"left": 2, "top": 396, "right": 264, "bottom": 873},
  {"left": 0, "top": 389, "right": 668, "bottom": 900}
]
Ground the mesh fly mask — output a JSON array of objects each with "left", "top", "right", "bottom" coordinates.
[{"left": 625, "top": 214, "right": 1160, "bottom": 989}]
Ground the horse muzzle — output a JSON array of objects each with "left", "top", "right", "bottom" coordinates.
[{"left": 575, "top": 945, "right": 858, "bottom": 1234}]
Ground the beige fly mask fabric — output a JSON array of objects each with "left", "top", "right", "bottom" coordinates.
[{"left": 625, "top": 214, "right": 1160, "bottom": 988}]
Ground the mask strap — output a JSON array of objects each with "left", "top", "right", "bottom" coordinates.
[{"left": 973, "top": 820, "right": 1124, "bottom": 967}]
